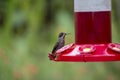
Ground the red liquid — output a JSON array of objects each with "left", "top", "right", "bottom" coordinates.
[{"left": 75, "top": 11, "right": 111, "bottom": 44}]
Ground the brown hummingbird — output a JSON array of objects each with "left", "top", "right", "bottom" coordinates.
[{"left": 51, "top": 32, "right": 69, "bottom": 58}]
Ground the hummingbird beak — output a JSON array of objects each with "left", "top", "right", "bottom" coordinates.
[{"left": 66, "top": 33, "right": 71, "bottom": 35}]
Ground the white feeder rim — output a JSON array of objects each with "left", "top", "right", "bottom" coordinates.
[{"left": 74, "top": 0, "right": 111, "bottom": 12}]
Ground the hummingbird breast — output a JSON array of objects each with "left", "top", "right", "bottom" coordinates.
[{"left": 57, "top": 38, "right": 65, "bottom": 49}]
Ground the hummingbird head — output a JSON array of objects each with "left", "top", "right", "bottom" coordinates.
[{"left": 58, "top": 32, "right": 70, "bottom": 38}]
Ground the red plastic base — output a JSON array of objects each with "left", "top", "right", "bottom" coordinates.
[{"left": 49, "top": 43, "right": 120, "bottom": 62}]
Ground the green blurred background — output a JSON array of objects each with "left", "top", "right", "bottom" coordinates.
[{"left": 0, "top": 0, "right": 120, "bottom": 80}]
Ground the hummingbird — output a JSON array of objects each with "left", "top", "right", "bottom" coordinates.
[{"left": 51, "top": 32, "right": 69, "bottom": 58}]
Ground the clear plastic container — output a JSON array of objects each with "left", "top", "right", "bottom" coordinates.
[{"left": 74, "top": 0, "right": 111, "bottom": 44}]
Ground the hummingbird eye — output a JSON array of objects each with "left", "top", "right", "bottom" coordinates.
[{"left": 58, "top": 33, "right": 64, "bottom": 37}]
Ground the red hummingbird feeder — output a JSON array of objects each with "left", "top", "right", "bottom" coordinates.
[{"left": 49, "top": 0, "right": 120, "bottom": 62}]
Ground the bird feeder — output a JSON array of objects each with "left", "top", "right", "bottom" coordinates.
[{"left": 49, "top": 0, "right": 120, "bottom": 62}]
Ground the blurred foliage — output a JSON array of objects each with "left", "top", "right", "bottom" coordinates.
[{"left": 0, "top": 0, "right": 120, "bottom": 80}]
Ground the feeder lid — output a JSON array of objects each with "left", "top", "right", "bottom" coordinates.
[{"left": 49, "top": 43, "right": 120, "bottom": 62}]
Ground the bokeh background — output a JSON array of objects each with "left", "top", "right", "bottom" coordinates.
[{"left": 0, "top": 0, "right": 120, "bottom": 80}]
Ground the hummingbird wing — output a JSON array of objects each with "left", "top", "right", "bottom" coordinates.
[{"left": 52, "top": 41, "right": 59, "bottom": 54}]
